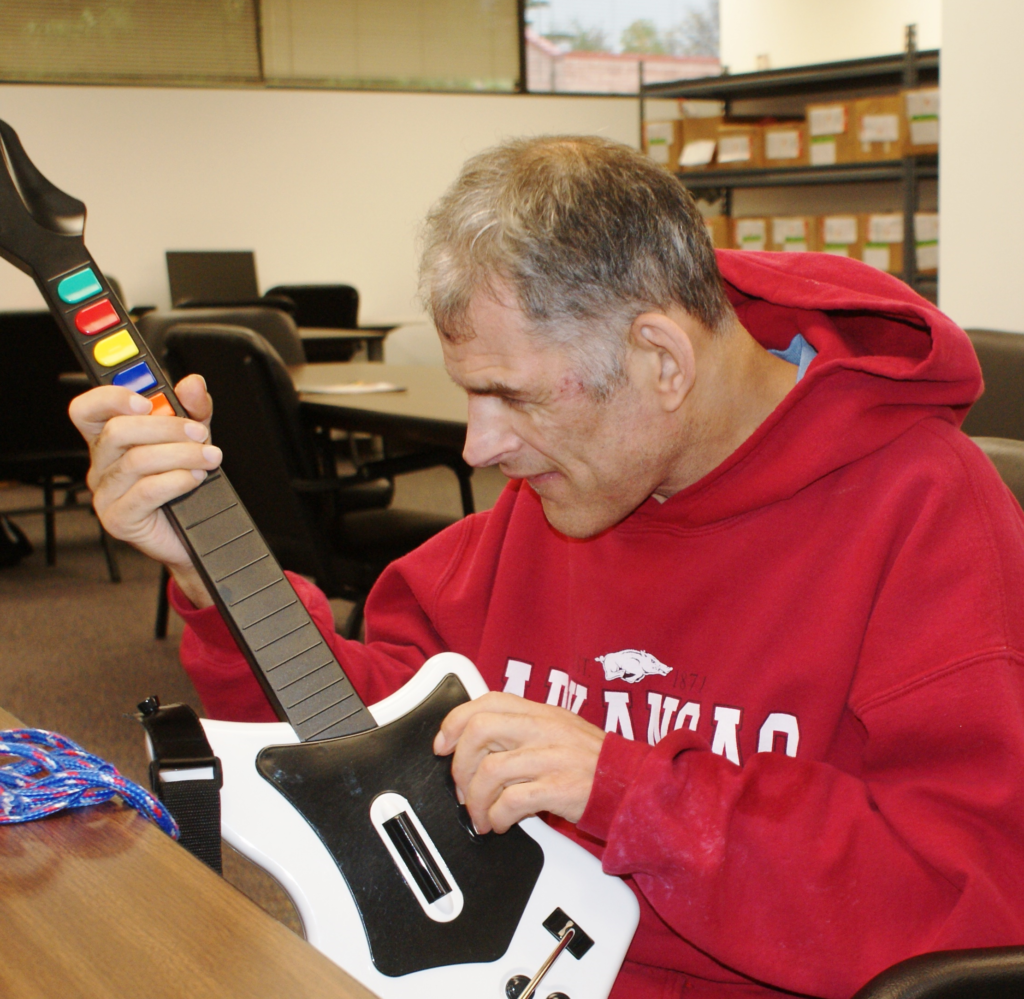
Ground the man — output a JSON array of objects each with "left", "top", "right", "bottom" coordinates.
[{"left": 72, "top": 136, "right": 1024, "bottom": 998}]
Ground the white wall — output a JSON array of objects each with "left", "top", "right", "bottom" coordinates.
[
  {"left": 0, "top": 86, "right": 636, "bottom": 322},
  {"left": 939, "top": 0, "right": 1024, "bottom": 331},
  {"left": 720, "top": 0, "right": 941, "bottom": 74}
]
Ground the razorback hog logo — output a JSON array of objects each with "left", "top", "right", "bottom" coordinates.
[{"left": 596, "top": 649, "right": 672, "bottom": 683}]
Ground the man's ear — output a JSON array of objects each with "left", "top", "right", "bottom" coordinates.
[{"left": 630, "top": 311, "right": 696, "bottom": 413}]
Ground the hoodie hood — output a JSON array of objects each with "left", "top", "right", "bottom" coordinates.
[{"left": 646, "top": 250, "right": 983, "bottom": 527}]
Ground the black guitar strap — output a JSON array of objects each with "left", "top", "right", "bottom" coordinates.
[{"left": 137, "top": 697, "right": 223, "bottom": 874}]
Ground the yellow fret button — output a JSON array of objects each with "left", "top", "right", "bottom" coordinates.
[{"left": 93, "top": 329, "right": 139, "bottom": 368}]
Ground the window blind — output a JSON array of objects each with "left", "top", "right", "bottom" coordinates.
[
  {"left": 0, "top": 0, "right": 521, "bottom": 90},
  {"left": 0, "top": 0, "right": 261, "bottom": 85},
  {"left": 260, "top": 0, "right": 520, "bottom": 91}
]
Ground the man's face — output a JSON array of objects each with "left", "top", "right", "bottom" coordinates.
[{"left": 443, "top": 288, "right": 674, "bottom": 538}]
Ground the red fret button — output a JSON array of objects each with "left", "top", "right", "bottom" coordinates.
[{"left": 75, "top": 298, "right": 120, "bottom": 336}]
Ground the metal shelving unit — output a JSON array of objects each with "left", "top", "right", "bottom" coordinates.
[{"left": 641, "top": 27, "right": 939, "bottom": 295}]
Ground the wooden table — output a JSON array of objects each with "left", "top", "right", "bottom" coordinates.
[
  {"left": 298, "top": 327, "right": 391, "bottom": 363},
  {"left": 292, "top": 362, "right": 468, "bottom": 452},
  {"left": 0, "top": 706, "right": 379, "bottom": 999}
]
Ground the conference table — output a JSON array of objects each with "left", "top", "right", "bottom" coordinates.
[
  {"left": 0, "top": 705, "right": 380, "bottom": 999},
  {"left": 291, "top": 361, "right": 469, "bottom": 453}
]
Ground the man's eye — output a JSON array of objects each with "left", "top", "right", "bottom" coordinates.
[{"left": 501, "top": 396, "right": 527, "bottom": 411}]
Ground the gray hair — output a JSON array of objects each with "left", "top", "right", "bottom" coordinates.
[{"left": 419, "top": 134, "right": 731, "bottom": 397}]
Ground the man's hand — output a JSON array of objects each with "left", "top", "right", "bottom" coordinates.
[
  {"left": 68, "top": 375, "right": 222, "bottom": 607},
  {"left": 433, "top": 692, "right": 605, "bottom": 834}
]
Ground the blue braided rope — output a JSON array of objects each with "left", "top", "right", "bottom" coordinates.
[{"left": 0, "top": 728, "right": 179, "bottom": 839}]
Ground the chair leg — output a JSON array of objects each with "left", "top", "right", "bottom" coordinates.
[
  {"left": 341, "top": 599, "right": 366, "bottom": 641},
  {"left": 155, "top": 565, "right": 170, "bottom": 639},
  {"left": 98, "top": 526, "right": 121, "bottom": 583},
  {"left": 42, "top": 476, "right": 56, "bottom": 566}
]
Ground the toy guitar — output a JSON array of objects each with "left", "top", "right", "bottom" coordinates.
[{"left": 0, "top": 119, "right": 640, "bottom": 998}]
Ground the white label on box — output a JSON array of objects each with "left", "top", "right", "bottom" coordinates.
[
  {"left": 809, "top": 138, "right": 837, "bottom": 165},
  {"left": 680, "top": 139, "right": 716, "bottom": 167},
  {"left": 645, "top": 122, "right": 673, "bottom": 164},
  {"left": 916, "top": 242, "right": 939, "bottom": 271},
  {"left": 718, "top": 134, "right": 752, "bottom": 164},
  {"left": 647, "top": 143, "right": 670, "bottom": 164},
  {"left": 863, "top": 245, "right": 892, "bottom": 271},
  {"left": 765, "top": 129, "right": 800, "bottom": 160},
  {"left": 646, "top": 122, "right": 674, "bottom": 143},
  {"left": 823, "top": 216, "right": 858, "bottom": 244},
  {"left": 823, "top": 245, "right": 851, "bottom": 257},
  {"left": 905, "top": 88, "right": 940, "bottom": 120},
  {"left": 910, "top": 118, "right": 939, "bottom": 146},
  {"left": 772, "top": 217, "right": 806, "bottom": 244},
  {"left": 735, "top": 218, "right": 767, "bottom": 250},
  {"left": 783, "top": 241, "right": 809, "bottom": 252},
  {"left": 808, "top": 105, "right": 846, "bottom": 136},
  {"left": 915, "top": 213, "right": 939, "bottom": 243},
  {"left": 859, "top": 114, "right": 900, "bottom": 143},
  {"left": 868, "top": 214, "right": 903, "bottom": 243}
]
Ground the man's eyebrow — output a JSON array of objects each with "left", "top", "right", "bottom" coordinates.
[{"left": 460, "top": 380, "right": 530, "bottom": 400}]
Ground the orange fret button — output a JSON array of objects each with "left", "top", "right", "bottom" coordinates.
[{"left": 147, "top": 392, "right": 175, "bottom": 417}]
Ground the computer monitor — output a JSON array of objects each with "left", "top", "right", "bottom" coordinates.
[{"left": 166, "top": 250, "right": 260, "bottom": 307}]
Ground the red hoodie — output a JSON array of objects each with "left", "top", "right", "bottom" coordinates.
[{"left": 172, "top": 251, "right": 1024, "bottom": 999}]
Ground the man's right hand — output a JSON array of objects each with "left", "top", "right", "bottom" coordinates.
[{"left": 68, "top": 374, "right": 223, "bottom": 608}]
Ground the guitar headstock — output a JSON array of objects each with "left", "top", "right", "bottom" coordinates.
[{"left": 0, "top": 119, "right": 89, "bottom": 280}]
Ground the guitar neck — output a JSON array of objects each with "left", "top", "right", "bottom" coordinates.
[{"left": 37, "top": 250, "right": 376, "bottom": 742}]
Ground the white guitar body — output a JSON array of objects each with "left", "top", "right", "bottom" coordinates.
[{"left": 200, "top": 652, "right": 640, "bottom": 999}]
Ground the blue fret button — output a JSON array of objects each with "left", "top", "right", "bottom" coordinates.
[
  {"left": 112, "top": 361, "right": 157, "bottom": 393},
  {"left": 57, "top": 268, "right": 102, "bottom": 304}
]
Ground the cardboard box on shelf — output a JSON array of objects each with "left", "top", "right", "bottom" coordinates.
[
  {"left": 732, "top": 217, "right": 768, "bottom": 251},
  {"left": 763, "top": 123, "right": 806, "bottom": 166},
  {"left": 770, "top": 216, "right": 818, "bottom": 253},
  {"left": 678, "top": 116, "right": 722, "bottom": 170},
  {"left": 643, "top": 119, "right": 682, "bottom": 169},
  {"left": 904, "top": 87, "right": 940, "bottom": 154},
  {"left": 819, "top": 215, "right": 861, "bottom": 258},
  {"left": 704, "top": 216, "right": 731, "bottom": 249},
  {"left": 853, "top": 95, "right": 906, "bottom": 161},
  {"left": 860, "top": 212, "right": 904, "bottom": 273},
  {"left": 914, "top": 211, "right": 939, "bottom": 273},
  {"left": 716, "top": 123, "right": 763, "bottom": 169},
  {"left": 805, "top": 102, "right": 856, "bottom": 166}
]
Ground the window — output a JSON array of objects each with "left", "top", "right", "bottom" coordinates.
[
  {"left": 525, "top": 0, "right": 720, "bottom": 94},
  {"left": 0, "top": 0, "right": 521, "bottom": 91},
  {"left": 262, "top": 0, "right": 520, "bottom": 91},
  {"left": 0, "top": 1, "right": 261, "bottom": 85}
]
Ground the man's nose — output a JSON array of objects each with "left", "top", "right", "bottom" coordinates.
[{"left": 463, "top": 395, "right": 520, "bottom": 468}]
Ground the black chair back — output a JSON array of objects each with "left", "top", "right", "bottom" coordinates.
[
  {"left": 972, "top": 437, "right": 1024, "bottom": 508},
  {"left": 163, "top": 324, "right": 333, "bottom": 585},
  {"left": 0, "top": 311, "right": 89, "bottom": 477},
  {"left": 139, "top": 306, "right": 305, "bottom": 366},
  {"left": 962, "top": 329, "right": 1024, "bottom": 441},
  {"left": 265, "top": 284, "right": 359, "bottom": 329}
]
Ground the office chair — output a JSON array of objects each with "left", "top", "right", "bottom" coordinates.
[
  {"left": 138, "top": 306, "right": 306, "bottom": 366},
  {"left": 0, "top": 311, "right": 119, "bottom": 579},
  {"left": 972, "top": 437, "right": 1024, "bottom": 506},
  {"left": 962, "top": 329, "right": 1024, "bottom": 441},
  {"left": 159, "top": 323, "right": 464, "bottom": 638},
  {"left": 851, "top": 947, "right": 1024, "bottom": 998},
  {"left": 264, "top": 284, "right": 360, "bottom": 330}
]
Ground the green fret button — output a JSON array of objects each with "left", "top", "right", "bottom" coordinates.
[{"left": 57, "top": 268, "right": 102, "bottom": 304}]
